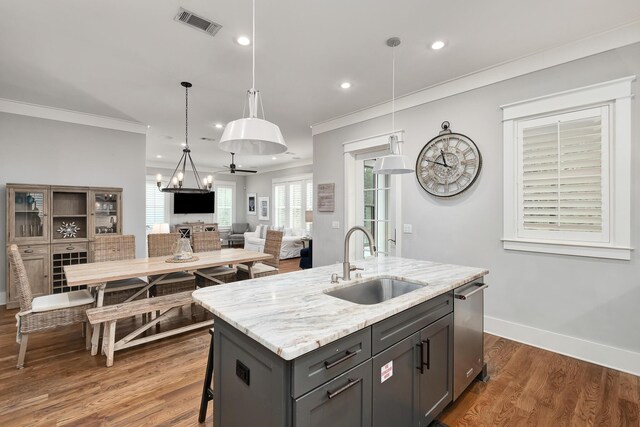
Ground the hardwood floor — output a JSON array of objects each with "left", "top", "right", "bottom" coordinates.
[{"left": 0, "top": 261, "right": 637, "bottom": 426}]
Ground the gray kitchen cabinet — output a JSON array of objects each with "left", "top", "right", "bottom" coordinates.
[
  {"left": 294, "top": 360, "right": 372, "bottom": 427},
  {"left": 417, "top": 313, "right": 454, "bottom": 426},
  {"left": 372, "top": 333, "right": 418, "bottom": 427},
  {"left": 212, "top": 291, "right": 460, "bottom": 427}
]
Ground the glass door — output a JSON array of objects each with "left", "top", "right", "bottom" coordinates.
[
  {"left": 352, "top": 152, "right": 399, "bottom": 259},
  {"left": 91, "top": 190, "right": 121, "bottom": 237},
  {"left": 363, "top": 159, "right": 394, "bottom": 256},
  {"left": 9, "top": 186, "right": 49, "bottom": 243}
]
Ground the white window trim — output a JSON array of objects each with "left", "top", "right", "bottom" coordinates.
[
  {"left": 271, "top": 174, "right": 313, "bottom": 229},
  {"left": 214, "top": 180, "right": 236, "bottom": 231},
  {"left": 501, "top": 76, "right": 634, "bottom": 260},
  {"left": 145, "top": 175, "right": 170, "bottom": 231}
]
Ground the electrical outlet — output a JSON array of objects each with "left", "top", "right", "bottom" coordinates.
[
  {"left": 403, "top": 224, "right": 412, "bottom": 233},
  {"left": 332, "top": 221, "right": 340, "bottom": 229}
]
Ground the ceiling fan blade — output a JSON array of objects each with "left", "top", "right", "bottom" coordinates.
[{"left": 235, "top": 169, "right": 257, "bottom": 173}]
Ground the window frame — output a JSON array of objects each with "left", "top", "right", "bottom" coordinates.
[
  {"left": 271, "top": 174, "right": 313, "bottom": 230},
  {"left": 214, "top": 180, "right": 236, "bottom": 231},
  {"left": 145, "top": 175, "right": 170, "bottom": 233},
  {"left": 501, "top": 76, "right": 633, "bottom": 260}
]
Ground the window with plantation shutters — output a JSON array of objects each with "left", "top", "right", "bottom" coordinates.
[
  {"left": 215, "top": 183, "right": 234, "bottom": 229},
  {"left": 518, "top": 107, "right": 609, "bottom": 242},
  {"left": 502, "top": 77, "right": 632, "bottom": 260},
  {"left": 272, "top": 174, "right": 312, "bottom": 230},
  {"left": 145, "top": 179, "right": 167, "bottom": 232}
]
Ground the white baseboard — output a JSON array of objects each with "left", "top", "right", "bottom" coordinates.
[
  {"left": 0, "top": 291, "right": 5, "bottom": 306},
  {"left": 485, "top": 315, "right": 640, "bottom": 376}
]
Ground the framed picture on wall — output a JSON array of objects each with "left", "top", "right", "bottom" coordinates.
[
  {"left": 247, "top": 193, "right": 257, "bottom": 215},
  {"left": 258, "top": 196, "right": 270, "bottom": 221}
]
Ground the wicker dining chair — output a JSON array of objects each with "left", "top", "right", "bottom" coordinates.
[
  {"left": 147, "top": 232, "right": 196, "bottom": 296},
  {"left": 192, "top": 231, "right": 237, "bottom": 287},
  {"left": 236, "top": 230, "right": 283, "bottom": 280},
  {"left": 8, "top": 244, "right": 95, "bottom": 369},
  {"left": 91, "top": 235, "right": 148, "bottom": 305}
]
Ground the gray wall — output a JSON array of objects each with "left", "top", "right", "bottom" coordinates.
[
  {"left": 313, "top": 43, "right": 640, "bottom": 356},
  {"left": 0, "top": 112, "right": 146, "bottom": 303},
  {"left": 146, "top": 166, "right": 246, "bottom": 230},
  {"left": 244, "top": 164, "right": 313, "bottom": 230}
]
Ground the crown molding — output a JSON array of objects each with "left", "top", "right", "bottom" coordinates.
[
  {"left": 311, "top": 20, "right": 640, "bottom": 136},
  {"left": 0, "top": 98, "right": 147, "bottom": 134}
]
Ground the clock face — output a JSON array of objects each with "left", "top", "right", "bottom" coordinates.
[{"left": 416, "top": 132, "right": 482, "bottom": 197}]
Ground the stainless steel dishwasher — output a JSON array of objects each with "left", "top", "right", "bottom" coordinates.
[{"left": 453, "top": 281, "right": 489, "bottom": 400}]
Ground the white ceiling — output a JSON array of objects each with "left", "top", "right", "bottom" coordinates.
[{"left": 1, "top": 0, "right": 639, "bottom": 171}]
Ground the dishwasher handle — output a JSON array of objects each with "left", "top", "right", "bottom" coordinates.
[{"left": 454, "top": 283, "right": 488, "bottom": 300}]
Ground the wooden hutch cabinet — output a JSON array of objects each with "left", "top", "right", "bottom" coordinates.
[{"left": 5, "top": 184, "right": 123, "bottom": 308}]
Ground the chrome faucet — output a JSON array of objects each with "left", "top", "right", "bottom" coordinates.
[{"left": 342, "top": 226, "right": 378, "bottom": 281}]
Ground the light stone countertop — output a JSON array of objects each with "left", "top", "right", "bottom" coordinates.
[{"left": 192, "top": 256, "right": 488, "bottom": 360}]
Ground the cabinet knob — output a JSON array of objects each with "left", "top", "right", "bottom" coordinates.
[{"left": 24, "top": 249, "right": 34, "bottom": 254}]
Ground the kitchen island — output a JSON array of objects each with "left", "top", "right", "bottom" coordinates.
[{"left": 192, "top": 256, "right": 489, "bottom": 426}]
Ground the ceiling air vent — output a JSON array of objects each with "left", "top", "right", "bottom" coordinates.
[{"left": 174, "top": 8, "right": 222, "bottom": 37}]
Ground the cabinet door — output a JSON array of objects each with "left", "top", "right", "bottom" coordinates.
[
  {"left": 7, "top": 186, "right": 50, "bottom": 243},
  {"left": 295, "top": 360, "right": 372, "bottom": 427},
  {"left": 418, "top": 313, "right": 453, "bottom": 426},
  {"left": 372, "top": 333, "right": 419, "bottom": 427},
  {"left": 90, "top": 190, "right": 122, "bottom": 238},
  {"left": 7, "top": 246, "right": 50, "bottom": 307}
]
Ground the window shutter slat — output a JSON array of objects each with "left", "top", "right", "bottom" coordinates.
[{"left": 521, "top": 113, "right": 603, "bottom": 233}]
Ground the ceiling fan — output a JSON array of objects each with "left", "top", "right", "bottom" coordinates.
[{"left": 223, "top": 153, "right": 257, "bottom": 174}]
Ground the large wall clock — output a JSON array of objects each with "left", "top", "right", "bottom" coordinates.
[{"left": 416, "top": 121, "right": 482, "bottom": 197}]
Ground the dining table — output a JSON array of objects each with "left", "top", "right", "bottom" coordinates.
[{"left": 64, "top": 248, "right": 274, "bottom": 356}]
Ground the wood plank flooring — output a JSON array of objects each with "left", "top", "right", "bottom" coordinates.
[{"left": 0, "top": 258, "right": 638, "bottom": 426}]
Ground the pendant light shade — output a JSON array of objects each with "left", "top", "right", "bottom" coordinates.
[
  {"left": 219, "top": 0, "right": 287, "bottom": 155},
  {"left": 219, "top": 117, "right": 286, "bottom": 155},
  {"left": 373, "top": 135, "right": 414, "bottom": 174},
  {"left": 219, "top": 90, "right": 286, "bottom": 154},
  {"left": 374, "top": 37, "right": 414, "bottom": 175}
]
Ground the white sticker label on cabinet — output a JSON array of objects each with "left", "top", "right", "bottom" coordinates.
[{"left": 380, "top": 361, "right": 393, "bottom": 383}]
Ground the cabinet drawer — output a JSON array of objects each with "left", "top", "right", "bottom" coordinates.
[
  {"left": 15, "top": 244, "right": 49, "bottom": 256},
  {"left": 294, "top": 359, "right": 372, "bottom": 427},
  {"left": 371, "top": 291, "right": 453, "bottom": 355},
  {"left": 52, "top": 242, "right": 88, "bottom": 254},
  {"left": 292, "top": 328, "right": 371, "bottom": 398}
]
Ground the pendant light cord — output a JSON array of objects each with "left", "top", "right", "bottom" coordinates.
[
  {"left": 252, "top": 0, "right": 256, "bottom": 91},
  {"left": 392, "top": 44, "right": 395, "bottom": 133}
]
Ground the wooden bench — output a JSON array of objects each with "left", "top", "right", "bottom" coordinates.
[{"left": 86, "top": 291, "right": 212, "bottom": 367}]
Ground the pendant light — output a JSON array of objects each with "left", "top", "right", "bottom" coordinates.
[
  {"left": 156, "top": 82, "right": 213, "bottom": 193},
  {"left": 219, "top": 0, "right": 287, "bottom": 155},
  {"left": 373, "top": 37, "right": 414, "bottom": 175}
]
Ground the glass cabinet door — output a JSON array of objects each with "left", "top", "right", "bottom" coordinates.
[
  {"left": 9, "top": 187, "right": 49, "bottom": 243},
  {"left": 91, "top": 191, "right": 121, "bottom": 236}
]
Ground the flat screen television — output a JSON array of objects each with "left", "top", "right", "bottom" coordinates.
[{"left": 173, "top": 192, "right": 215, "bottom": 214}]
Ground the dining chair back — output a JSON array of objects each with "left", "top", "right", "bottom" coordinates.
[
  {"left": 147, "top": 232, "right": 182, "bottom": 257},
  {"left": 192, "top": 231, "right": 222, "bottom": 253},
  {"left": 263, "top": 230, "right": 283, "bottom": 268}
]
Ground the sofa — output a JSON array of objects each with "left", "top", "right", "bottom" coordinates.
[{"left": 244, "top": 225, "right": 306, "bottom": 259}]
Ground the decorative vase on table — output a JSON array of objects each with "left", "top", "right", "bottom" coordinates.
[{"left": 173, "top": 238, "right": 194, "bottom": 260}]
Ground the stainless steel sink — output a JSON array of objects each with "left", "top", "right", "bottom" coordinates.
[{"left": 325, "top": 277, "right": 426, "bottom": 305}]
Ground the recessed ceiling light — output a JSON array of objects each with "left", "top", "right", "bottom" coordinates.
[
  {"left": 237, "top": 36, "right": 251, "bottom": 46},
  {"left": 156, "top": 155, "right": 162, "bottom": 159},
  {"left": 271, "top": 157, "right": 277, "bottom": 160},
  {"left": 180, "top": 142, "right": 186, "bottom": 147},
  {"left": 238, "top": 164, "right": 243, "bottom": 168},
  {"left": 340, "top": 82, "right": 352, "bottom": 89},
  {"left": 215, "top": 123, "right": 224, "bottom": 129},
  {"left": 431, "top": 40, "right": 445, "bottom": 50}
]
